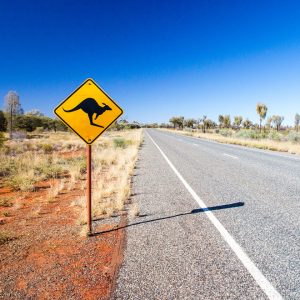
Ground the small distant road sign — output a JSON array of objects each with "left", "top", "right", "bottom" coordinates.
[{"left": 54, "top": 78, "right": 123, "bottom": 144}]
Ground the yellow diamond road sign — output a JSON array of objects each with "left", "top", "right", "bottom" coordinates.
[{"left": 54, "top": 78, "right": 123, "bottom": 144}]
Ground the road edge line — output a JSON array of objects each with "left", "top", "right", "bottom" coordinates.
[{"left": 146, "top": 131, "right": 283, "bottom": 300}]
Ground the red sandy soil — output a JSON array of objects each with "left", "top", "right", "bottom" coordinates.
[{"left": 0, "top": 178, "right": 125, "bottom": 300}]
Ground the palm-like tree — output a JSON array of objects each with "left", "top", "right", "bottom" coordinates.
[
  {"left": 223, "top": 115, "right": 231, "bottom": 128},
  {"left": 233, "top": 116, "right": 243, "bottom": 129},
  {"left": 218, "top": 115, "right": 224, "bottom": 128},
  {"left": 243, "top": 119, "right": 253, "bottom": 129},
  {"left": 201, "top": 115, "right": 207, "bottom": 133},
  {"left": 295, "top": 113, "right": 300, "bottom": 132},
  {"left": 256, "top": 103, "right": 268, "bottom": 133},
  {"left": 169, "top": 117, "right": 177, "bottom": 129},
  {"left": 272, "top": 115, "right": 284, "bottom": 131}
]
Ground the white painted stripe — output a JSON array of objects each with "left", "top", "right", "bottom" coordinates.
[
  {"left": 223, "top": 153, "right": 239, "bottom": 159},
  {"left": 147, "top": 131, "right": 283, "bottom": 300},
  {"left": 192, "top": 143, "right": 198, "bottom": 146}
]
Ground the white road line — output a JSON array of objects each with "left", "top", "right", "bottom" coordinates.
[
  {"left": 147, "top": 131, "right": 283, "bottom": 300},
  {"left": 223, "top": 153, "right": 239, "bottom": 159},
  {"left": 192, "top": 143, "right": 198, "bottom": 146}
]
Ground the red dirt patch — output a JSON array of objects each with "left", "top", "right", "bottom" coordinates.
[{"left": 0, "top": 178, "right": 126, "bottom": 300}]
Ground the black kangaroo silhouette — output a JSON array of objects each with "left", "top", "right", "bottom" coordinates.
[{"left": 63, "top": 98, "right": 112, "bottom": 128}]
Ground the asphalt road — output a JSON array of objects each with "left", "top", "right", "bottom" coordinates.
[{"left": 114, "top": 129, "right": 300, "bottom": 300}]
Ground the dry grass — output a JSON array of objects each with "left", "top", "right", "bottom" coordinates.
[
  {"left": 1, "top": 129, "right": 143, "bottom": 235},
  {"left": 0, "top": 197, "right": 13, "bottom": 207},
  {"left": 75, "top": 130, "right": 143, "bottom": 226},
  {"left": 162, "top": 129, "right": 300, "bottom": 155},
  {"left": 0, "top": 134, "right": 87, "bottom": 192},
  {"left": 0, "top": 231, "right": 15, "bottom": 245},
  {"left": 130, "top": 202, "right": 140, "bottom": 218}
]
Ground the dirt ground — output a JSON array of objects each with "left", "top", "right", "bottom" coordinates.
[{"left": 0, "top": 169, "right": 126, "bottom": 299}]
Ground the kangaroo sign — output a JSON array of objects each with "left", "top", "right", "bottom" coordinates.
[{"left": 54, "top": 78, "right": 123, "bottom": 144}]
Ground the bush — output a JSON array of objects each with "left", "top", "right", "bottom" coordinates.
[
  {"left": 34, "top": 164, "right": 64, "bottom": 179},
  {"left": 41, "top": 143, "right": 54, "bottom": 153},
  {"left": 0, "top": 231, "right": 15, "bottom": 245},
  {"left": 268, "top": 130, "right": 282, "bottom": 141},
  {"left": 218, "top": 129, "right": 233, "bottom": 137},
  {"left": 0, "top": 132, "right": 4, "bottom": 148},
  {"left": 11, "top": 131, "right": 27, "bottom": 139},
  {"left": 234, "top": 129, "right": 260, "bottom": 139},
  {"left": 287, "top": 131, "right": 300, "bottom": 143},
  {"left": 0, "top": 198, "right": 13, "bottom": 207},
  {"left": 113, "top": 138, "right": 127, "bottom": 149},
  {"left": 35, "top": 127, "right": 44, "bottom": 133},
  {"left": 9, "top": 175, "right": 36, "bottom": 191},
  {"left": 0, "top": 159, "right": 15, "bottom": 177}
]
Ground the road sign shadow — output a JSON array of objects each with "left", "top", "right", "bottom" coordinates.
[{"left": 92, "top": 201, "right": 244, "bottom": 236}]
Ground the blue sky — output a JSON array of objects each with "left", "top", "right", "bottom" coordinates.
[{"left": 1, "top": 0, "right": 300, "bottom": 125}]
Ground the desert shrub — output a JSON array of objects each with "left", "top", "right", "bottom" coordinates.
[
  {"left": 0, "top": 198, "right": 13, "bottom": 207},
  {"left": 268, "top": 130, "right": 281, "bottom": 141},
  {"left": 0, "top": 159, "right": 15, "bottom": 177},
  {"left": 79, "top": 160, "right": 87, "bottom": 174},
  {"left": 34, "top": 164, "right": 64, "bottom": 179},
  {"left": 41, "top": 143, "right": 54, "bottom": 153},
  {"left": 9, "top": 174, "right": 36, "bottom": 191},
  {"left": 22, "top": 141, "right": 35, "bottom": 151},
  {"left": 0, "top": 132, "right": 4, "bottom": 148},
  {"left": 287, "top": 131, "right": 300, "bottom": 143},
  {"left": 234, "top": 129, "right": 260, "bottom": 139},
  {"left": 67, "top": 157, "right": 87, "bottom": 174},
  {"left": 113, "top": 138, "right": 127, "bottom": 149},
  {"left": 35, "top": 127, "right": 44, "bottom": 134},
  {"left": 11, "top": 131, "right": 27, "bottom": 139},
  {"left": 218, "top": 129, "right": 233, "bottom": 137},
  {"left": 0, "top": 232, "right": 15, "bottom": 245}
]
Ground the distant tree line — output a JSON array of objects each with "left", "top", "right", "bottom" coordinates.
[
  {"left": 0, "top": 91, "right": 68, "bottom": 137},
  {"left": 0, "top": 91, "right": 142, "bottom": 138},
  {"left": 145, "top": 103, "right": 299, "bottom": 133}
]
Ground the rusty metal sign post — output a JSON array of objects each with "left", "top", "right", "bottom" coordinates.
[
  {"left": 86, "top": 144, "right": 92, "bottom": 234},
  {"left": 54, "top": 78, "right": 123, "bottom": 235}
]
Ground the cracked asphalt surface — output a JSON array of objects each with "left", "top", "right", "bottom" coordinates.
[{"left": 114, "top": 129, "right": 300, "bottom": 299}]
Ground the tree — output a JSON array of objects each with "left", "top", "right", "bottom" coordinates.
[
  {"left": 169, "top": 116, "right": 184, "bottom": 130},
  {"left": 256, "top": 103, "right": 268, "bottom": 133},
  {"left": 242, "top": 118, "right": 253, "bottom": 129},
  {"left": 233, "top": 116, "right": 243, "bottom": 129},
  {"left": 200, "top": 115, "right": 207, "bottom": 133},
  {"left": 218, "top": 115, "right": 224, "bottom": 128},
  {"left": 204, "top": 119, "right": 214, "bottom": 130},
  {"left": 0, "top": 110, "right": 7, "bottom": 132},
  {"left": 25, "top": 109, "right": 44, "bottom": 116},
  {"left": 223, "top": 115, "right": 231, "bottom": 128},
  {"left": 184, "top": 118, "right": 197, "bottom": 128},
  {"left": 169, "top": 117, "right": 177, "bottom": 129},
  {"left": 177, "top": 116, "right": 184, "bottom": 130},
  {"left": 266, "top": 116, "right": 273, "bottom": 129},
  {"left": 272, "top": 115, "right": 284, "bottom": 131},
  {"left": 4, "top": 91, "right": 23, "bottom": 138},
  {"left": 295, "top": 113, "right": 300, "bottom": 132}
]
